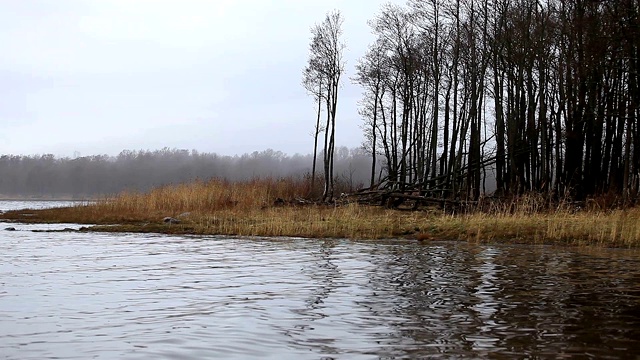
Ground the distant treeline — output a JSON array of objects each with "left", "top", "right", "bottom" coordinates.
[{"left": 0, "top": 147, "right": 373, "bottom": 198}]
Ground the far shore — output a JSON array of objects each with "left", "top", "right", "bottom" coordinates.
[
  {"left": 2, "top": 179, "right": 639, "bottom": 248},
  {"left": 0, "top": 196, "right": 98, "bottom": 202}
]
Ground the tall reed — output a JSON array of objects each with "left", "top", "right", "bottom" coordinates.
[{"left": 2, "top": 177, "right": 639, "bottom": 247}]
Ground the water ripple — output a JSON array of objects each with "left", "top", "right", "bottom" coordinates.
[{"left": 1, "top": 229, "right": 639, "bottom": 359}]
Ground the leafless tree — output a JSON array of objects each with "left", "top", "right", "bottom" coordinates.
[
  {"left": 353, "top": 40, "right": 387, "bottom": 188},
  {"left": 354, "top": 0, "right": 639, "bottom": 205},
  {"left": 302, "top": 63, "right": 326, "bottom": 194},
  {"left": 304, "top": 10, "right": 346, "bottom": 201}
]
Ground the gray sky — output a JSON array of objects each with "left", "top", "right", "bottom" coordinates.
[{"left": 0, "top": 0, "right": 403, "bottom": 157}]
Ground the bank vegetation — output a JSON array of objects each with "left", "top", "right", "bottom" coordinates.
[{"left": 1, "top": 178, "right": 638, "bottom": 248}]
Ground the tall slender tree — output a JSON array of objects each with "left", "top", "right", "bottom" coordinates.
[
  {"left": 353, "top": 0, "right": 640, "bottom": 205},
  {"left": 302, "top": 64, "right": 326, "bottom": 194},
  {"left": 304, "top": 10, "right": 346, "bottom": 201},
  {"left": 353, "top": 40, "right": 387, "bottom": 188}
]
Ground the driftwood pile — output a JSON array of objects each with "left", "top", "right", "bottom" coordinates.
[
  {"left": 343, "top": 185, "right": 472, "bottom": 211},
  {"left": 268, "top": 180, "right": 479, "bottom": 212}
]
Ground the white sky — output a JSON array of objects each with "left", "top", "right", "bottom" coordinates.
[{"left": 0, "top": 0, "right": 403, "bottom": 157}]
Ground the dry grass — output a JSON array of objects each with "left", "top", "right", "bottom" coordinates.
[
  {"left": 2, "top": 178, "right": 640, "bottom": 248},
  {"left": 436, "top": 208, "right": 640, "bottom": 248}
]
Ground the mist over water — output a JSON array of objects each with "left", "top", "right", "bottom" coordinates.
[
  {"left": 1, "top": 201, "right": 639, "bottom": 359},
  {"left": 0, "top": 148, "right": 375, "bottom": 198}
]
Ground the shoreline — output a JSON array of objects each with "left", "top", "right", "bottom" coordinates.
[
  {"left": 2, "top": 179, "right": 638, "bottom": 249},
  {"left": 2, "top": 204, "right": 639, "bottom": 249},
  {"left": 0, "top": 197, "right": 98, "bottom": 202}
]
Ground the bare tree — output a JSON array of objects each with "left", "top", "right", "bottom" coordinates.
[
  {"left": 353, "top": 40, "right": 387, "bottom": 188},
  {"left": 356, "top": 0, "right": 640, "bottom": 205},
  {"left": 305, "top": 10, "right": 346, "bottom": 201},
  {"left": 302, "top": 64, "right": 326, "bottom": 194}
]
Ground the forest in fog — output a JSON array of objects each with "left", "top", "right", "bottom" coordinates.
[
  {"left": 3, "top": 0, "right": 639, "bottom": 204},
  {"left": 348, "top": 0, "right": 639, "bottom": 203},
  {"left": 0, "top": 148, "right": 372, "bottom": 198}
]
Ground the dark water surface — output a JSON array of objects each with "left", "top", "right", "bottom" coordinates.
[{"left": 1, "top": 203, "right": 640, "bottom": 359}]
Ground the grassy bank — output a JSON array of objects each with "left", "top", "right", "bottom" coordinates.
[{"left": 1, "top": 178, "right": 639, "bottom": 248}]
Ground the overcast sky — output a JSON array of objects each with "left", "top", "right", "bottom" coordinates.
[{"left": 0, "top": 0, "right": 404, "bottom": 158}]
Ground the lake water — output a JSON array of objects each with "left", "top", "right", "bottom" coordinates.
[{"left": 1, "top": 201, "right": 640, "bottom": 359}]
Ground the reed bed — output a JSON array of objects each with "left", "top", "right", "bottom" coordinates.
[
  {"left": 102, "top": 177, "right": 308, "bottom": 213},
  {"left": 2, "top": 178, "right": 640, "bottom": 248},
  {"left": 435, "top": 208, "right": 640, "bottom": 248}
]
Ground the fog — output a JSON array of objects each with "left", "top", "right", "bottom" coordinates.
[{"left": 0, "top": 147, "right": 376, "bottom": 198}]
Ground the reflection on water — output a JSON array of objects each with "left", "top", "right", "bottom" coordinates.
[{"left": 1, "top": 213, "right": 639, "bottom": 358}]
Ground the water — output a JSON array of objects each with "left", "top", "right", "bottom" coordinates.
[
  {"left": 1, "top": 202, "right": 640, "bottom": 359},
  {"left": 0, "top": 200, "right": 87, "bottom": 212}
]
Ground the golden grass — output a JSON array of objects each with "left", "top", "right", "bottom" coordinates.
[
  {"left": 2, "top": 178, "right": 640, "bottom": 248},
  {"left": 435, "top": 208, "right": 640, "bottom": 248}
]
